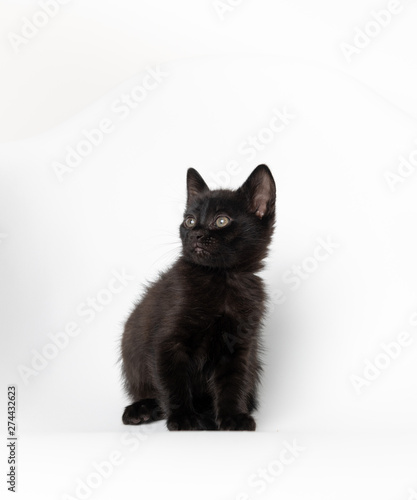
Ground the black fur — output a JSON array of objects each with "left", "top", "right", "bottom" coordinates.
[{"left": 120, "top": 164, "right": 276, "bottom": 430}]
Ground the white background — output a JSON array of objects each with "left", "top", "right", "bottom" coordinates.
[{"left": 1, "top": 0, "right": 417, "bottom": 499}]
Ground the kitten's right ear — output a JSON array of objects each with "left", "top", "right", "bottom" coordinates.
[{"left": 186, "top": 168, "right": 209, "bottom": 206}]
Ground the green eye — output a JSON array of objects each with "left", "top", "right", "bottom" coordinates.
[
  {"left": 184, "top": 216, "right": 196, "bottom": 228},
  {"left": 215, "top": 216, "right": 231, "bottom": 228}
]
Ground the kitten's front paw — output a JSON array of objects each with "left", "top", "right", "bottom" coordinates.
[
  {"left": 218, "top": 413, "right": 256, "bottom": 431},
  {"left": 167, "top": 413, "right": 200, "bottom": 431},
  {"left": 122, "top": 399, "right": 164, "bottom": 425}
]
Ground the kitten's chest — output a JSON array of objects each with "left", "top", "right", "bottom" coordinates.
[
  {"left": 187, "top": 272, "right": 259, "bottom": 317},
  {"left": 183, "top": 272, "right": 264, "bottom": 352}
]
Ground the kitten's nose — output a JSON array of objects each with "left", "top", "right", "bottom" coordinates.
[{"left": 192, "top": 230, "right": 205, "bottom": 240}]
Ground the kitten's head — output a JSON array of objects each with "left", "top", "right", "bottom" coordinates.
[{"left": 180, "top": 165, "right": 276, "bottom": 271}]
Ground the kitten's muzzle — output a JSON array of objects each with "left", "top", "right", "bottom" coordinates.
[
  {"left": 189, "top": 231, "right": 215, "bottom": 255},
  {"left": 193, "top": 242, "right": 212, "bottom": 255}
]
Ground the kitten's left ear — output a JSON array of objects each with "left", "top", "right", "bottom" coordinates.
[
  {"left": 239, "top": 164, "right": 276, "bottom": 219},
  {"left": 186, "top": 168, "right": 209, "bottom": 206}
]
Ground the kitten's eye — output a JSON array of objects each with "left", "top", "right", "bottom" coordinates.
[
  {"left": 184, "top": 216, "right": 197, "bottom": 228},
  {"left": 215, "top": 216, "right": 231, "bottom": 228}
]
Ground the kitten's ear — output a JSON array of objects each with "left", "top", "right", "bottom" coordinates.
[
  {"left": 186, "top": 168, "right": 209, "bottom": 206},
  {"left": 239, "top": 164, "right": 276, "bottom": 219}
]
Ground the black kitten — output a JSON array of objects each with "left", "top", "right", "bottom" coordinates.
[{"left": 121, "top": 164, "right": 276, "bottom": 430}]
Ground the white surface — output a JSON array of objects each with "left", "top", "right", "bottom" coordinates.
[
  {"left": 18, "top": 432, "right": 417, "bottom": 500},
  {"left": 1, "top": 1, "right": 417, "bottom": 498}
]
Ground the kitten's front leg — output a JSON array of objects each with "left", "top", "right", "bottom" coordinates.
[
  {"left": 158, "top": 346, "right": 193, "bottom": 430},
  {"left": 212, "top": 347, "right": 257, "bottom": 431},
  {"left": 158, "top": 342, "right": 214, "bottom": 430}
]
